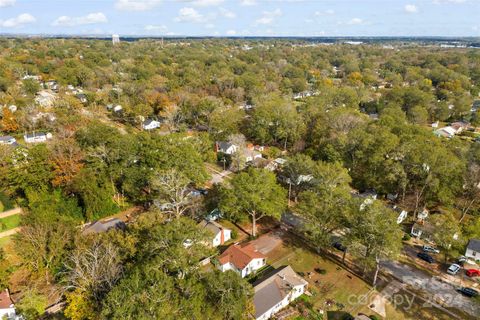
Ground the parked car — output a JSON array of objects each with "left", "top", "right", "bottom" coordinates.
[
  {"left": 332, "top": 242, "right": 346, "bottom": 252},
  {"left": 417, "top": 252, "right": 434, "bottom": 263},
  {"left": 466, "top": 269, "right": 480, "bottom": 277},
  {"left": 422, "top": 245, "right": 440, "bottom": 254},
  {"left": 457, "top": 287, "right": 479, "bottom": 298},
  {"left": 447, "top": 264, "right": 461, "bottom": 275}
]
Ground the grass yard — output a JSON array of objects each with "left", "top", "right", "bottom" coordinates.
[
  {"left": 0, "top": 236, "right": 12, "bottom": 248},
  {"left": 266, "top": 234, "right": 372, "bottom": 316},
  {"left": 0, "top": 201, "right": 3, "bottom": 212},
  {"left": 0, "top": 214, "right": 20, "bottom": 232}
]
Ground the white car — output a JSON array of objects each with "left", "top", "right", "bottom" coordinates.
[
  {"left": 447, "top": 263, "right": 461, "bottom": 275},
  {"left": 423, "top": 245, "right": 440, "bottom": 254}
]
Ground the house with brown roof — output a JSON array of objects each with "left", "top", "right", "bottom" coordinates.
[
  {"left": 198, "top": 220, "right": 232, "bottom": 247},
  {"left": 217, "top": 243, "right": 266, "bottom": 278},
  {"left": 253, "top": 265, "right": 308, "bottom": 320},
  {"left": 0, "top": 289, "right": 16, "bottom": 319}
]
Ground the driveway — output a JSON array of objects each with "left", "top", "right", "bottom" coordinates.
[
  {"left": 209, "top": 170, "right": 232, "bottom": 185},
  {"left": 381, "top": 260, "right": 480, "bottom": 318},
  {"left": 251, "top": 231, "right": 283, "bottom": 255}
]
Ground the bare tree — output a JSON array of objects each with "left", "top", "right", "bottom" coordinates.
[
  {"left": 64, "top": 239, "right": 122, "bottom": 301},
  {"left": 150, "top": 169, "right": 195, "bottom": 219}
]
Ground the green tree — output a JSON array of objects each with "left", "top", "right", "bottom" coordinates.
[{"left": 219, "top": 168, "right": 287, "bottom": 236}]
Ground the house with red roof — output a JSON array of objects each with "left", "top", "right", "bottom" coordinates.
[
  {"left": 0, "top": 289, "right": 16, "bottom": 319},
  {"left": 217, "top": 243, "right": 266, "bottom": 278}
]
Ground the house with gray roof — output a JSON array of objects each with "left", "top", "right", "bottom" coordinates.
[
  {"left": 82, "top": 218, "right": 126, "bottom": 235},
  {"left": 253, "top": 265, "right": 308, "bottom": 320},
  {"left": 465, "top": 239, "right": 480, "bottom": 262},
  {"left": 0, "top": 136, "right": 16, "bottom": 146},
  {"left": 197, "top": 220, "right": 231, "bottom": 247}
]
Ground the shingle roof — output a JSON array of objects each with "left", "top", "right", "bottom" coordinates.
[
  {"left": 0, "top": 289, "right": 14, "bottom": 309},
  {"left": 218, "top": 243, "right": 265, "bottom": 270},
  {"left": 467, "top": 239, "right": 480, "bottom": 253},
  {"left": 0, "top": 136, "right": 14, "bottom": 143},
  {"left": 198, "top": 220, "right": 226, "bottom": 236},
  {"left": 253, "top": 265, "right": 307, "bottom": 319},
  {"left": 82, "top": 218, "right": 125, "bottom": 235},
  {"left": 217, "top": 141, "right": 234, "bottom": 151}
]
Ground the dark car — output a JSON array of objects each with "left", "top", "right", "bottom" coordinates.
[
  {"left": 417, "top": 252, "right": 434, "bottom": 263},
  {"left": 332, "top": 242, "right": 347, "bottom": 252},
  {"left": 457, "top": 287, "right": 479, "bottom": 298}
]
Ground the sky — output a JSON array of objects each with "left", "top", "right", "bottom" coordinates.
[{"left": 0, "top": 0, "right": 479, "bottom": 37}]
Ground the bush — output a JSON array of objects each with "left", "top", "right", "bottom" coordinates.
[
  {"left": 369, "top": 315, "right": 380, "bottom": 320},
  {"left": 402, "top": 233, "right": 411, "bottom": 241},
  {"left": 231, "top": 229, "right": 238, "bottom": 240},
  {"left": 0, "top": 192, "right": 15, "bottom": 211},
  {"left": 314, "top": 268, "right": 327, "bottom": 275}
]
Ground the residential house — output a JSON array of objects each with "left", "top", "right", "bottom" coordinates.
[
  {"left": 45, "top": 80, "right": 59, "bottom": 92},
  {"left": 410, "top": 221, "right": 434, "bottom": 242},
  {"left": 82, "top": 218, "right": 126, "bottom": 235},
  {"left": 0, "top": 136, "right": 16, "bottom": 146},
  {"left": 465, "top": 239, "right": 480, "bottom": 262},
  {"left": 76, "top": 93, "right": 88, "bottom": 104},
  {"left": 35, "top": 90, "right": 56, "bottom": 107},
  {"left": 142, "top": 119, "right": 161, "bottom": 131},
  {"left": 24, "top": 132, "right": 52, "bottom": 144},
  {"left": 198, "top": 220, "right": 232, "bottom": 247},
  {"left": 244, "top": 149, "right": 262, "bottom": 162},
  {"left": 253, "top": 265, "right": 308, "bottom": 320},
  {"left": 216, "top": 141, "right": 238, "bottom": 155},
  {"left": 0, "top": 289, "right": 16, "bottom": 320},
  {"left": 217, "top": 243, "right": 266, "bottom": 278}
]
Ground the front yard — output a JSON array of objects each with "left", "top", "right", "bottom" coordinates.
[{"left": 0, "top": 214, "right": 20, "bottom": 232}]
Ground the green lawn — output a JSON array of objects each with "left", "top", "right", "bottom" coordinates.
[
  {"left": 0, "top": 236, "right": 12, "bottom": 248},
  {"left": 0, "top": 201, "right": 3, "bottom": 213},
  {"left": 0, "top": 214, "right": 20, "bottom": 232}
]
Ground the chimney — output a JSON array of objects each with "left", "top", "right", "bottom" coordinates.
[{"left": 220, "top": 228, "right": 225, "bottom": 245}]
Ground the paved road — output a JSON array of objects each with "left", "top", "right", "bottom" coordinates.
[
  {"left": 381, "top": 260, "right": 480, "bottom": 318},
  {"left": 209, "top": 170, "right": 232, "bottom": 184},
  {"left": 0, "top": 207, "right": 22, "bottom": 219},
  {"left": 0, "top": 227, "right": 20, "bottom": 239}
]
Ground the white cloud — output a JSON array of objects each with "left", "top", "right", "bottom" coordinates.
[
  {"left": 404, "top": 4, "right": 418, "bottom": 13},
  {"left": 0, "top": 0, "right": 15, "bottom": 7},
  {"left": 255, "top": 8, "right": 282, "bottom": 25},
  {"left": 315, "top": 9, "right": 335, "bottom": 16},
  {"left": 433, "top": 0, "right": 466, "bottom": 3},
  {"left": 1, "top": 13, "right": 36, "bottom": 28},
  {"left": 52, "top": 12, "right": 107, "bottom": 27},
  {"left": 144, "top": 24, "right": 168, "bottom": 32},
  {"left": 347, "top": 17, "right": 363, "bottom": 25},
  {"left": 240, "top": 0, "right": 256, "bottom": 5},
  {"left": 192, "top": 0, "right": 223, "bottom": 6},
  {"left": 226, "top": 29, "right": 236, "bottom": 35},
  {"left": 205, "top": 23, "right": 215, "bottom": 29},
  {"left": 219, "top": 8, "right": 236, "bottom": 19},
  {"left": 175, "top": 7, "right": 206, "bottom": 23},
  {"left": 115, "top": 0, "right": 162, "bottom": 11}
]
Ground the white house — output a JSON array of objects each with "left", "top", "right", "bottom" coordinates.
[
  {"left": 0, "top": 289, "right": 16, "bottom": 320},
  {"left": 113, "top": 105, "right": 123, "bottom": 113},
  {"left": 244, "top": 149, "right": 262, "bottom": 162},
  {"left": 198, "top": 220, "right": 232, "bottom": 247},
  {"left": 0, "top": 136, "right": 16, "bottom": 145},
  {"left": 253, "top": 265, "right": 308, "bottom": 320},
  {"left": 434, "top": 126, "right": 457, "bottom": 138},
  {"left": 24, "top": 132, "right": 52, "bottom": 144},
  {"left": 142, "top": 119, "right": 161, "bottom": 131},
  {"left": 465, "top": 239, "right": 480, "bottom": 262},
  {"left": 218, "top": 243, "right": 266, "bottom": 278},
  {"left": 216, "top": 141, "right": 238, "bottom": 155}
]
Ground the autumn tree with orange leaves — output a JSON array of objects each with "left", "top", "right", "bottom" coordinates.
[
  {"left": 50, "top": 139, "right": 84, "bottom": 187},
  {"left": 0, "top": 108, "right": 19, "bottom": 132}
]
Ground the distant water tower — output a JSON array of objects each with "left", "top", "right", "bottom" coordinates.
[{"left": 112, "top": 34, "right": 120, "bottom": 45}]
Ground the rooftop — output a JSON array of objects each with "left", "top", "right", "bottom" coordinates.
[
  {"left": 467, "top": 239, "right": 480, "bottom": 252},
  {"left": 0, "top": 289, "right": 14, "bottom": 309},
  {"left": 253, "top": 265, "right": 307, "bottom": 318},
  {"left": 218, "top": 243, "right": 265, "bottom": 270}
]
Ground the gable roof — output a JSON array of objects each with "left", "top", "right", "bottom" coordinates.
[
  {"left": 253, "top": 265, "right": 307, "bottom": 318},
  {"left": 0, "top": 289, "right": 14, "bottom": 309},
  {"left": 218, "top": 243, "right": 265, "bottom": 270},
  {"left": 467, "top": 239, "right": 480, "bottom": 252},
  {"left": 82, "top": 218, "right": 125, "bottom": 235},
  {"left": 217, "top": 141, "right": 235, "bottom": 151},
  {"left": 0, "top": 136, "right": 15, "bottom": 143},
  {"left": 198, "top": 220, "right": 228, "bottom": 236}
]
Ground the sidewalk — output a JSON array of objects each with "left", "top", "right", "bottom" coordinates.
[
  {"left": 0, "top": 207, "right": 22, "bottom": 219},
  {"left": 0, "top": 227, "right": 20, "bottom": 239}
]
